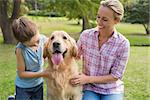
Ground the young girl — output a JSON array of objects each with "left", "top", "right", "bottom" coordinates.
[{"left": 12, "top": 17, "right": 48, "bottom": 100}]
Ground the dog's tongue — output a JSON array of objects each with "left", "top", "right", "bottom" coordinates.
[{"left": 51, "top": 54, "right": 63, "bottom": 65}]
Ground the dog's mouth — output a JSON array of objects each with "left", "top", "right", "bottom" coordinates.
[{"left": 51, "top": 49, "right": 67, "bottom": 65}]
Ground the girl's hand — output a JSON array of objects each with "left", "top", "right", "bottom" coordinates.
[
  {"left": 41, "top": 70, "right": 49, "bottom": 78},
  {"left": 70, "top": 73, "right": 89, "bottom": 86}
]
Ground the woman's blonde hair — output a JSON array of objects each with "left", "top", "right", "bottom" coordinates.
[{"left": 100, "top": 0, "right": 124, "bottom": 20}]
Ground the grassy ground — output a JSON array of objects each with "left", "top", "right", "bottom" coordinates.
[
  {"left": 27, "top": 16, "right": 150, "bottom": 46},
  {"left": 0, "top": 43, "right": 149, "bottom": 100},
  {"left": 1, "top": 16, "right": 149, "bottom": 45},
  {"left": 0, "top": 44, "right": 16, "bottom": 99},
  {"left": 0, "top": 16, "right": 150, "bottom": 99},
  {"left": 124, "top": 47, "right": 150, "bottom": 100}
]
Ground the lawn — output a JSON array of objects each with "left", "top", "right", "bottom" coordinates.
[
  {"left": 124, "top": 47, "right": 150, "bottom": 100},
  {"left": 1, "top": 16, "right": 148, "bottom": 45},
  {"left": 0, "top": 43, "right": 149, "bottom": 100},
  {"left": 0, "top": 16, "right": 149, "bottom": 99},
  {"left": 27, "top": 16, "right": 150, "bottom": 46}
]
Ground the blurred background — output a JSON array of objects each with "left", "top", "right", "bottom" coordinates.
[{"left": 0, "top": 0, "right": 149, "bottom": 100}]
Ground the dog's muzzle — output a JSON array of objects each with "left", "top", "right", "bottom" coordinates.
[
  {"left": 53, "top": 42, "right": 61, "bottom": 53},
  {"left": 51, "top": 42, "right": 67, "bottom": 66}
]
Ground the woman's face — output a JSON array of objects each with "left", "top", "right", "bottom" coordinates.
[{"left": 96, "top": 6, "right": 119, "bottom": 33}]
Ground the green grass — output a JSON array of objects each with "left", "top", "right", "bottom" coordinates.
[
  {"left": 26, "top": 16, "right": 149, "bottom": 46},
  {"left": 116, "top": 23, "right": 146, "bottom": 35},
  {"left": 125, "top": 35, "right": 150, "bottom": 46},
  {"left": 28, "top": 16, "right": 82, "bottom": 35},
  {"left": 123, "top": 47, "right": 150, "bottom": 100},
  {"left": 0, "top": 16, "right": 150, "bottom": 99},
  {"left": 0, "top": 42, "right": 149, "bottom": 99},
  {"left": 0, "top": 44, "right": 16, "bottom": 99},
  {"left": 0, "top": 16, "right": 145, "bottom": 46},
  {"left": 116, "top": 23, "right": 150, "bottom": 46}
]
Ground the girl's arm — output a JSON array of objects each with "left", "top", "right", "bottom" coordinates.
[{"left": 16, "top": 48, "right": 48, "bottom": 78}]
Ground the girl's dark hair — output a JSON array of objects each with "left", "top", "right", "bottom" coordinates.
[{"left": 12, "top": 17, "right": 38, "bottom": 43}]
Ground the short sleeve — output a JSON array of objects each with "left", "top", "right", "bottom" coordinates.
[
  {"left": 111, "top": 40, "right": 130, "bottom": 79},
  {"left": 40, "top": 34, "right": 48, "bottom": 44}
]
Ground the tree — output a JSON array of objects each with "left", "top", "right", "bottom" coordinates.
[
  {"left": 124, "top": 0, "right": 149, "bottom": 34},
  {"left": 0, "top": 0, "right": 21, "bottom": 44},
  {"left": 45, "top": 0, "right": 100, "bottom": 31}
]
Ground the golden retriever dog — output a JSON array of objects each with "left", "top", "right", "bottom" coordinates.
[{"left": 44, "top": 31, "right": 81, "bottom": 100}]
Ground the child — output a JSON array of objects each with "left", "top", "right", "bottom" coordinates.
[{"left": 12, "top": 17, "right": 48, "bottom": 100}]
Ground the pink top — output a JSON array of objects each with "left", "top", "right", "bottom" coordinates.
[{"left": 77, "top": 27, "right": 130, "bottom": 94}]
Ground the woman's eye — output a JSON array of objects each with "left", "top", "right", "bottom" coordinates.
[
  {"left": 103, "top": 18, "right": 108, "bottom": 21},
  {"left": 97, "top": 16, "right": 100, "bottom": 19},
  {"left": 51, "top": 36, "right": 54, "bottom": 40},
  {"left": 63, "top": 36, "right": 67, "bottom": 40}
]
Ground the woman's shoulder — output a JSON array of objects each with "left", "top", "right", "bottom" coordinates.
[
  {"left": 116, "top": 32, "right": 130, "bottom": 46},
  {"left": 81, "top": 28, "right": 97, "bottom": 37}
]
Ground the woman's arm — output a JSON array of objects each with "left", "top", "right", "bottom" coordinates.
[
  {"left": 16, "top": 48, "right": 48, "bottom": 78},
  {"left": 70, "top": 73, "right": 118, "bottom": 86},
  {"left": 71, "top": 40, "right": 130, "bottom": 86},
  {"left": 87, "top": 74, "right": 118, "bottom": 84}
]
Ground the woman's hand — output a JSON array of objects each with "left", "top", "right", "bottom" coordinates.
[{"left": 70, "top": 73, "right": 89, "bottom": 86}]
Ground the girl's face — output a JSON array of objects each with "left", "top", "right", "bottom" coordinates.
[
  {"left": 96, "top": 6, "right": 119, "bottom": 33},
  {"left": 24, "top": 32, "right": 40, "bottom": 47}
]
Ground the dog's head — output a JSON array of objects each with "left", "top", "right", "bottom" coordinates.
[{"left": 44, "top": 31, "right": 78, "bottom": 70}]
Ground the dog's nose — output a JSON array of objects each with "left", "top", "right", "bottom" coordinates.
[{"left": 53, "top": 42, "right": 60, "bottom": 48}]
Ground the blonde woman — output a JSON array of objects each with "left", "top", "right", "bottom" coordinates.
[{"left": 70, "top": 0, "right": 130, "bottom": 100}]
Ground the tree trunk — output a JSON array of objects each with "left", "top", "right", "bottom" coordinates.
[
  {"left": 0, "top": 0, "right": 21, "bottom": 44},
  {"left": 82, "top": 16, "right": 90, "bottom": 32},
  {"left": 1, "top": 18, "right": 16, "bottom": 44},
  {"left": 145, "top": 28, "right": 150, "bottom": 35},
  {"left": 143, "top": 24, "right": 150, "bottom": 35}
]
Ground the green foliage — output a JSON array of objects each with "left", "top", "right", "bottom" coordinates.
[
  {"left": 19, "top": 4, "right": 29, "bottom": 16},
  {"left": 125, "top": 0, "right": 149, "bottom": 24},
  {"left": 124, "top": 0, "right": 149, "bottom": 34},
  {"left": 27, "top": 0, "right": 100, "bottom": 30},
  {"left": 41, "top": 0, "right": 100, "bottom": 22},
  {"left": 28, "top": 10, "right": 62, "bottom": 17},
  {"left": 7, "top": 0, "right": 28, "bottom": 17}
]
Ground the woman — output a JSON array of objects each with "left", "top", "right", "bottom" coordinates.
[{"left": 70, "top": 0, "right": 130, "bottom": 100}]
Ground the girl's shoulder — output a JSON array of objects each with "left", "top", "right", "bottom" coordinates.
[
  {"left": 39, "top": 34, "right": 48, "bottom": 44},
  {"left": 16, "top": 42, "right": 26, "bottom": 49}
]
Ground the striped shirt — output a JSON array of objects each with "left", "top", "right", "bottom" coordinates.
[{"left": 77, "top": 27, "right": 130, "bottom": 94}]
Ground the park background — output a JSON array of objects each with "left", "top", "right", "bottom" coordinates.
[{"left": 0, "top": 0, "right": 149, "bottom": 100}]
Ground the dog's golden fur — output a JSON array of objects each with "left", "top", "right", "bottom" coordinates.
[{"left": 44, "top": 31, "right": 81, "bottom": 100}]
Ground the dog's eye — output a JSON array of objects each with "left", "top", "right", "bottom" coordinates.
[
  {"left": 51, "top": 36, "right": 54, "bottom": 40},
  {"left": 63, "top": 36, "right": 67, "bottom": 40}
]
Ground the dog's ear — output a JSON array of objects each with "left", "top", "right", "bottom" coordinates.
[
  {"left": 43, "top": 40, "right": 49, "bottom": 59},
  {"left": 69, "top": 37, "right": 78, "bottom": 57}
]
